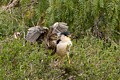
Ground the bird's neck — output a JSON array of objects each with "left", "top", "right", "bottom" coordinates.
[{"left": 61, "top": 36, "right": 71, "bottom": 42}]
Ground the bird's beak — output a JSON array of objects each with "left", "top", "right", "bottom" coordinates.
[
  {"left": 67, "top": 34, "right": 72, "bottom": 40},
  {"left": 68, "top": 34, "right": 71, "bottom": 38}
]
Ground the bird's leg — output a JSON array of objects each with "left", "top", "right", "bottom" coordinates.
[
  {"left": 67, "top": 52, "right": 70, "bottom": 64},
  {"left": 66, "top": 43, "right": 71, "bottom": 64}
]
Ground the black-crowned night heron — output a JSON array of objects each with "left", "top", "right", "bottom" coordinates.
[
  {"left": 56, "top": 31, "right": 72, "bottom": 64},
  {"left": 25, "top": 22, "right": 70, "bottom": 54}
]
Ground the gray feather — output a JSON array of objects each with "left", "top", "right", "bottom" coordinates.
[
  {"left": 25, "top": 26, "right": 48, "bottom": 43},
  {"left": 51, "top": 22, "right": 69, "bottom": 34}
]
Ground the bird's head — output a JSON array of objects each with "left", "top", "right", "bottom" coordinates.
[{"left": 60, "top": 31, "right": 71, "bottom": 41}]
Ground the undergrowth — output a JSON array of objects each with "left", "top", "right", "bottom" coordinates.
[{"left": 0, "top": 36, "right": 120, "bottom": 80}]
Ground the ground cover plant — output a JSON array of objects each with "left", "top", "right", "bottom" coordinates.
[{"left": 0, "top": 0, "right": 120, "bottom": 80}]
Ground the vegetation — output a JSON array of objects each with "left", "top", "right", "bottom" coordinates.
[
  {"left": 0, "top": 0, "right": 120, "bottom": 80},
  {"left": 0, "top": 36, "right": 120, "bottom": 80}
]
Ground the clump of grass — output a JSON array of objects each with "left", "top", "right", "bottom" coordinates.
[{"left": 0, "top": 36, "right": 120, "bottom": 80}]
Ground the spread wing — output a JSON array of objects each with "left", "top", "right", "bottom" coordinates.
[
  {"left": 25, "top": 26, "right": 48, "bottom": 43},
  {"left": 46, "top": 22, "right": 69, "bottom": 48},
  {"left": 51, "top": 22, "right": 69, "bottom": 34}
]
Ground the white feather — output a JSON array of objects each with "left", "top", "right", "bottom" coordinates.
[{"left": 56, "top": 35, "right": 72, "bottom": 57}]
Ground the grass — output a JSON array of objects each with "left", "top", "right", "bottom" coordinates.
[{"left": 0, "top": 36, "right": 120, "bottom": 80}]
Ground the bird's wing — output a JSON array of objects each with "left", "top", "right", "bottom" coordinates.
[
  {"left": 51, "top": 22, "right": 69, "bottom": 34},
  {"left": 25, "top": 26, "right": 48, "bottom": 43},
  {"left": 66, "top": 41, "right": 72, "bottom": 52},
  {"left": 45, "top": 22, "right": 69, "bottom": 49}
]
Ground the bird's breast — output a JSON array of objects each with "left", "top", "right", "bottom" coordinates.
[{"left": 56, "top": 42, "right": 69, "bottom": 57}]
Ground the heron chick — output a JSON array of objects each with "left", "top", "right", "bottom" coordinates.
[
  {"left": 14, "top": 32, "right": 21, "bottom": 39},
  {"left": 56, "top": 32, "right": 72, "bottom": 64}
]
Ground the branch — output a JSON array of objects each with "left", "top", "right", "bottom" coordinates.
[{"left": 2, "top": 0, "right": 20, "bottom": 10}]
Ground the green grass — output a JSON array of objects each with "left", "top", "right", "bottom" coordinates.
[{"left": 0, "top": 36, "right": 120, "bottom": 80}]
